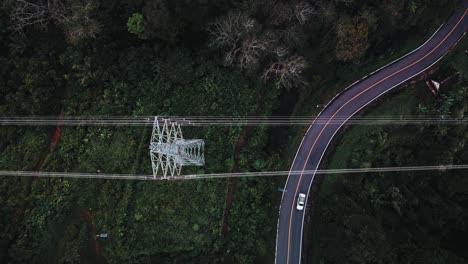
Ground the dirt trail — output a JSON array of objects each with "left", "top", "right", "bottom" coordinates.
[
  {"left": 34, "top": 112, "right": 63, "bottom": 178},
  {"left": 221, "top": 126, "right": 255, "bottom": 235},
  {"left": 82, "top": 209, "right": 101, "bottom": 259},
  {"left": 221, "top": 84, "right": 267, "bottom": 236},
  {"left": 30, "top": 111, "right": 105, "bottom": 262}
]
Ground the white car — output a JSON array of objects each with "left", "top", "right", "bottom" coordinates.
[{"left": 296, "top": 193, "right": 306, "bottom": 210}]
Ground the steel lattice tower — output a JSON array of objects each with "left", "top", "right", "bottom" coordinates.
[{"left": 149, "top": 117, "right": 204, "bottom": 178}]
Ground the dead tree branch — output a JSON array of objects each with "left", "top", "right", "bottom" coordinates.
[
  {"left": 10, "top": 0, "right": 100, "bottom": 43},
  {"left": 262, "top": 55, "right": 307, "bottom": 89}
]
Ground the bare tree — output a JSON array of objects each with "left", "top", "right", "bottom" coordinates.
[
  {"left": 207, "top": 12, "right": 255, "bottom": 48},
  {"left": 273, "top": 46, "right": 289, "bottom": 58},
  {"left": 10, "top": 0, "right": 67, "bottom": 31},
  {"left": 223, "top": 35, "right": 272, "bottom": 68},
  {"left": 262, "top": 55, "right": 307, "bottom": 89},
  {"left": 59, "top": 1, "right": 101, "bottom": 44},
  {"left": 10, "top": 0, "right": 100, "bottom": 43},
  {"left": 294, "top": 1, "right": 316, "bottom": 25},
  {"left": 236, "top": 36, "right": 269, "bottom": 68},
  {"left": 207, "top": 1, "right": 310, "bottom": 84},
  {"left": 208, "top": 12, "right": 272, "bottom": 69}
]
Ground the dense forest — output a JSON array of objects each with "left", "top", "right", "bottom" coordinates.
[{"left": 0, "top": 0, "right": 465, "bottom": 263}]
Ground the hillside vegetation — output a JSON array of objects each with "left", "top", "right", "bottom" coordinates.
[{"left": 0, "top": 0, "right": 463, "bottom": 263}]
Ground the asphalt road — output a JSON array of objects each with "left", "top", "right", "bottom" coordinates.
[{"left": 275, "top": 3, "right": 468, "bottom": 264}]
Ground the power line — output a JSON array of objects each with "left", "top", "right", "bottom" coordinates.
[
  {"left": 1, "top": 164, "right": 467, "bottom": 181},
  {"left": 0, "top": 115, "right": 467, "bottom": 126}
]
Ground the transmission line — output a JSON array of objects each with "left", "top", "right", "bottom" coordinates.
[
  {"left": 1, "top": 164, "right": 467, "bottom": 181},
  {"left": 0, "top": 115, "right": 467, "bottom": 126}
]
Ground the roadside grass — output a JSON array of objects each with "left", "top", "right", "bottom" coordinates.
[{"left": 319, "top": 87, "right": 421, "bottom": 197}]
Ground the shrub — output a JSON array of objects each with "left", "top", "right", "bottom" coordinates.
[{"left": 127, "top": 13, "right": 145, "bottom": 36}]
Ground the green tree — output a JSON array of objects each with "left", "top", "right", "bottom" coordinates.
[
  {"left": 127, "top": 13, "right": 145, "bottom": 36},
  {"left": 335, "top": 16, "right": 369, "bottom": 62}
]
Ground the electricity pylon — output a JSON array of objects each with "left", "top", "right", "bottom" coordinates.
[{"left": 149, "top": 117, "right": 204, "bottom": 178}]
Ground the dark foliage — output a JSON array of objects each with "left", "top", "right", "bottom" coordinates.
[{"left": 0, "top": 0, "right": 464, "bottom": 263}]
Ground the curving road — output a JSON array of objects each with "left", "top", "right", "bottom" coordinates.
[{"left": 275, "top": 3, "right": 468, "bottom": 264}]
